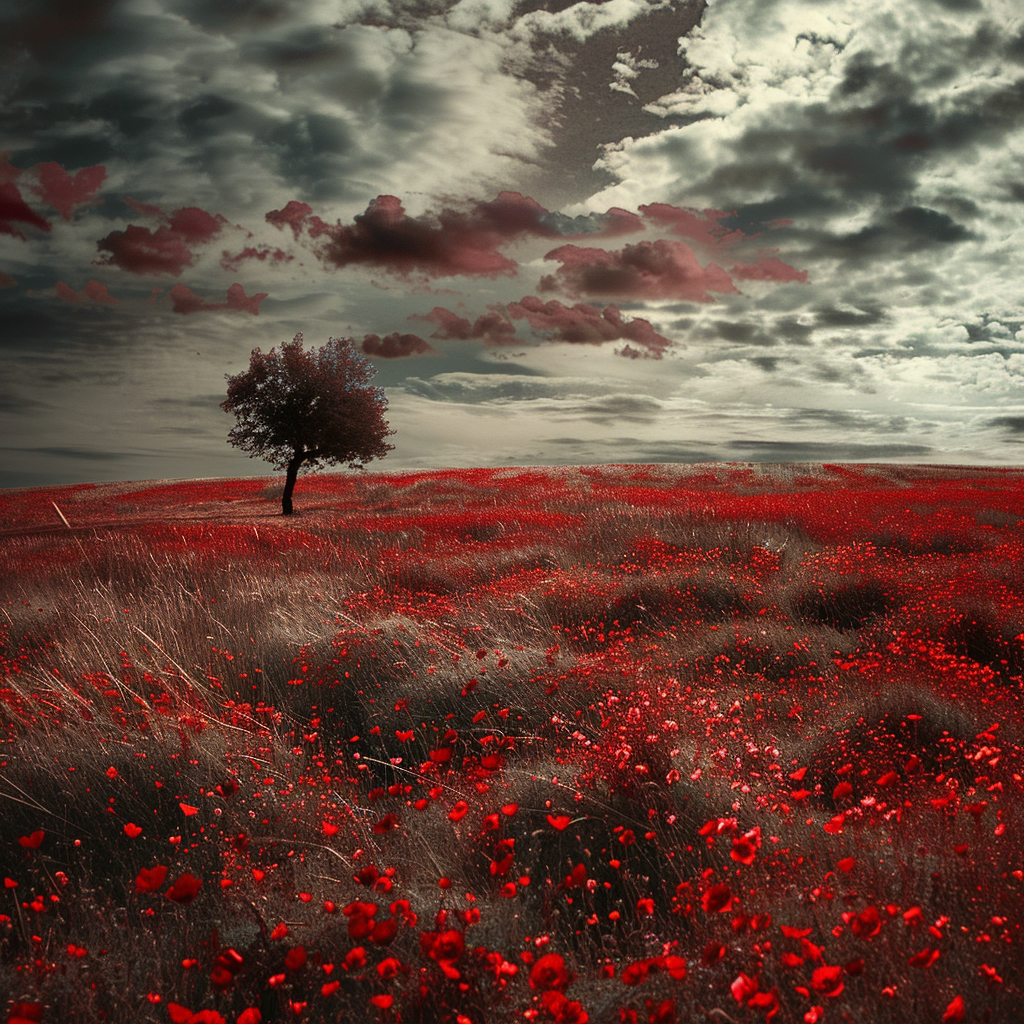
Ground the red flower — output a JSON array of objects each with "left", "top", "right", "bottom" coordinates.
[
  {"left": 165, "top": 872, "right": 202, "bottom": 904},
  {"left": 702, "top": 883, "right": 735, "bottom": 914},
  {"left": 284, "top": 945, "right": 307, "bottom": 971},
  {"left": 370, "top": 917, "right": 398, "bottom": 946},
  {"left": 17, "top": 831, "right": 44, "bottom": 849},
  {"left": 373, "top": 813, "right": 399, "bottom": 834},
  {"left": 943, "top": 996, "right": 965, "bottom": 1023},
  {"left": 547, "top": 814, "right": 571, "bottom": 831},
  {"left": 730, "top": 835, "right": 758, "bottom": 865},
  {"left": 530, "top": 952, "right": 573, "bottom": 992},
  {"left": 135, "top": 864, "right": 169, "bottom": 893},
  {"left": 730, "top": 973, "right": 758, "bottom": 1003},
  {"left": 621, "top": 960, "right": 650, "bottom": 986},
  {"left": 908, "top": 948, "right": 940, "bottom": 968},
  {"left": 646, "top": 997, "right": 676, "bottom": 1024},
  {"left": 849, "top": 905, "right": 881, "bottom": 938},
  {"left": 7, "top": 1003, "right": 43, "bottom": 1024},
  {"left": 810, "top": 965, "right": 844, "bottom": 998},
  {"left": 448, "top": 801, "right": 469, "bottom": 822},
  {"left": 425, "top": 929, "right": 465, "bottom": 964}
]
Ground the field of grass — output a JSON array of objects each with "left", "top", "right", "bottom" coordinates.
[{"left": 0, "top": 462, "right": 1022, "bottom": 1024}]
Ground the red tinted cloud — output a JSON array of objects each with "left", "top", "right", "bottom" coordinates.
[
  {"left": 0, "top": 153, "right": 23, "bottom": 185},
  {"left": 730, "top": 257, "right": 808, "bottom": 283},
  {"left": 170, "top": 282, "right": 267, "bottom": 315},
  {"left": 30, "top": 162, "right": 106, "bottom": 221},
  {"left": 167, "top": 207, "right": 227, "bottom": 244},
  {"left": 311, "top": 192, "right": 566, "bottom": 278},
  {"left": 361, "top": 333, "right": 437, "bottom": 358},
  {"left": 0, "top": 182, "right": 52, "bottom": 240},
  {"left": 124, "top": 196, "right": 165, "bottom": 219},
  {"left": 543, "top": 239, "right": 738, "bottom": 302},
  {"left": 507, "top": 295, "right": 672, "bottom": 356},
  {"left": 266, "top": 200, "right": 314, "bottom": 240},
  {"left": 97, "top": 224, "right": 194, "bottom": 275},
  {"left": 98, "top": 203, "right": 229, "bottom": 274},
  {"left": 639, "top": 203, "right": 745, "bottom": 248},
  {"left": 592, "top": 207, "right": 645, "bottom": 238},
  {"left": 56, "top": 279, "right": 118, "bottom": 305},
  {"left": 6, "top": 0, "right": 115, "bottom": 58},
  {"left": 220, "top": 246, "right": 293, "bottom": 272},
  {"left": 416, "top": 305, "right": 517, "bottom": 343}
]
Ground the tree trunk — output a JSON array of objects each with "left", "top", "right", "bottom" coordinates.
[{"left": 282, "top": 451, "right": 304, "bottom": 515}]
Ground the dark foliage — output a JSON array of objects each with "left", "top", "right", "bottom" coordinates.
[{"left": 221, "top": 333, "right": 394, "bottom": 514}]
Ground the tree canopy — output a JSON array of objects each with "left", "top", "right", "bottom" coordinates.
[{"left": 222, "top": 333, "right": 394, "bottom": 514}]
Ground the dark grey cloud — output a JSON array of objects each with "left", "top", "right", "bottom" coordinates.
[
  {"left": 572, "top": 395, "right": 662, "bottom": 423},
  {"left": 989, "top": 415, "right": 1024, "bottom": 434},
  {"left": 731, "top": 439, "right": 933, "bottom": 460},
  {"left": 784, "top": 407, "right": 914, "bottom": 433},
  {"left": 400, "top": 373, "right": 567, "bottom": 403}
]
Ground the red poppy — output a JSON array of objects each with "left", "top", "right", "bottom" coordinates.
[
  {"left": 370, "top": 995, "right": 393, "bottom": 1009},
  {"left": 448, "top": 801, "right": 469, "bottom": 822},
  {"left": 702, "top": 883, "right": 735, "bottom": 914},
  {"left": 284, "top": 945, "right": 307, "bottom": 971},
  {"left": 730, "top": 973, "right": 758, "bottom": 1003},
  {"left": 547, "top": 814, "right": 571, "bottom": 831},
  {"left": 810, "top": 965, "right": 844, "bottom": 997},
  {"left": 646, "top": 997, "right": 677, "bottom": 1024},
  {"left": 943, "top": 996, "right": 965, "bottom": 1022},
  {"left": 124, "top": 823, "right": 143, "bottom": 838},
  {"left": 236, "top": 1012, "right": 262, "bottom": 1024},
  {"left": 135, "top": 864, "right": 169, "bottom": 893},
  {"left": 355, "top": 865, "right": 379, "bottom": 887},
  {"left": 621, "top": 960, "right": 650, "bottom": 986},
  {"left": 7, "top": 1003, "right": 43, "bottom": 1024},
  {"left": 908, "top": 948, "right": 940, "bottom": 968},
  {"left": 376, "top": 957, "right": 403, "bottom": 979},
  {"left": 17, "top": 831, "right": 44, "bottom": 849},
  {"left": 849, "top": 905, "right": 881, "bottom": 939},
  {"left": 702, "top": 942, "right": 725, "bottom": 965},
  {"left": 529, "top": 953, "right": 572, "bottom": 992},
  {"left": 165, "top": 873, "right": 202, "bottom": 904},
  {"left": 370, "top": 917, "right": 398, "bottom": 946},
  {"left": 373, "top": 813, "right": 399, "bottom": 834}
]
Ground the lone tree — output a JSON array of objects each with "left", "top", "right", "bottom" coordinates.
[{"left": 222, "top": 333, "right": 395, "bottom": 515}]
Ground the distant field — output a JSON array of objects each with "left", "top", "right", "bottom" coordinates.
[{"left": 1, "top": 463, "right": 1022, "bottom": 1024}]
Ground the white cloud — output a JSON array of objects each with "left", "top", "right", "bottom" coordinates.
[{"left": 511, "top": 0, "right": 668, "bottom": 44}]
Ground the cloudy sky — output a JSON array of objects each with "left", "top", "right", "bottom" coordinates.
[{"left": 2, "top": 0, "right": 1024, "bottom": 488}]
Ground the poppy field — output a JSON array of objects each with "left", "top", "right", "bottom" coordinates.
[{"left": 0, "top": 462, "right": 1022, "bottom": 1024}]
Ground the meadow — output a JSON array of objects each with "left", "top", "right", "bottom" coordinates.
[{"left": 0, "top": 462, "right": 1021, "bottom": 1024}]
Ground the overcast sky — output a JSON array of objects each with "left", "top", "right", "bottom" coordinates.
[{"left": 2, "top": 0, "right": 1024, "bottom": 488}]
